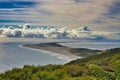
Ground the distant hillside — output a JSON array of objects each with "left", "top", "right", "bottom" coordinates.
[
  {"left": 67, "top": 48, "right": 120, "bottom": 65},
  {"left": 70, "top": 48, "right": 100, "bottom": 57},
  {"left": 0, "top": 48, "right": 120, "bottom": 80}
]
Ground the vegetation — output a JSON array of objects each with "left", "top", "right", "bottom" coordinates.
[
  {"left": 0, "top": 48, "right": 120, "bottom": 80},
  {"left": 70, "top": 48, "right": 101, "bottom": 57}
]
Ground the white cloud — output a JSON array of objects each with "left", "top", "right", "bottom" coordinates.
[
  {"left": 0, "top": 25, "right": 120, "bottom": 40},
  {"left": 0, "top": 0, "right": 120, "bottom": 32},
  {"left": 33, "top": 0, "right": 119, "bottom": 31}
]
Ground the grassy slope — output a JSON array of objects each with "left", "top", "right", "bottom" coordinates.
[
  {"left": 0, "top": 48, "right": 120, "bottom": 80},
  {"left": 67, "top": 48, "right": 120, "bottom": 65},
  {"left": 70, "top": 48, "right": 100, "bottom": 57}
]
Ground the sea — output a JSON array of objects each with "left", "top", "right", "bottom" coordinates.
[{"left": 0, "top": 25, "right": 120, "bottom": 73}]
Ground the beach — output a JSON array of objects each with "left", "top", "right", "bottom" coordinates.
[{"left": 23, "top": 42, "right": 81, "bottom": 61}]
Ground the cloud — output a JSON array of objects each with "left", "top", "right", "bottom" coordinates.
[
  {"left": 0, "top": 25, "right": 120, "bottom": 40},
  {"left": 0, "top": 0, "right": 120, "bottom": 32},
  {"left": 108, "top": 1, "right": 120, "bottom": 15},
  {"left": 73, "top": 0, "right": 91, "bottom": 3}
]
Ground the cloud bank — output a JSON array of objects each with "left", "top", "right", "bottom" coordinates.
[
  {"left": 0, "top": 24, "right": 120, "bottom": 41},
  {"left": 0, "top": 0, "right": 120, "bottom": 31}
]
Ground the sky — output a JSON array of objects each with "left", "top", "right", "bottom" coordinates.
[{"left": 0, "top": 0, "right": 120, "bottom": 31}]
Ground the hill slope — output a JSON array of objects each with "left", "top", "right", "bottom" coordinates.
[{"left": 0, "top": 48, "right": 120, "bottom": 80}]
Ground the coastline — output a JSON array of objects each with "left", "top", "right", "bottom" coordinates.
[{"left": 20, "top": 44, "right": 80, "bottom": 62}]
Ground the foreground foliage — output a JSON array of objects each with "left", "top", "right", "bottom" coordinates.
[{"left": 0, "top": 48, "right": 120, "bottom": 80}]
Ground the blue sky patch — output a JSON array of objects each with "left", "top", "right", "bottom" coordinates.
[
  {"left": 0, "top": 1, "right": 37, "bottom": 8},
  {"left": 0, "top": 19, "right": 26, "bottom": 23}
]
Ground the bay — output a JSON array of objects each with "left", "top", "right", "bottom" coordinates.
[{"left": 0, "top": 38, "right": 120, "bottom": 73}]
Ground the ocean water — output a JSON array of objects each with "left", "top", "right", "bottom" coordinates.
[
  {"left": 0, "top": 24, "right": 120, "bottom": 73},
  {"left": 0, "top": 42, "right": 68, "bottom": 73},
  {"left": 60, "top": 41, "right": 120, "bottom": 50},
  {"left": 0, "top": 38, "right": 120, "bottom": 73}
]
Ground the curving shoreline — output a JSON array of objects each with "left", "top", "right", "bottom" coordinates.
[{"left": 22, "top": 42, "right": 81, "bottom": 61}]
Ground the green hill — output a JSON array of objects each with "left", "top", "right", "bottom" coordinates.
[
  {"left": 67, "top": 48, "right": 120, "bottom": 65},
  {"left": 0, "top": 48, "right": 120, "bottom": 80},
  {"left": 70, "top": 48, "right": 101, "bottom": 57}
]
